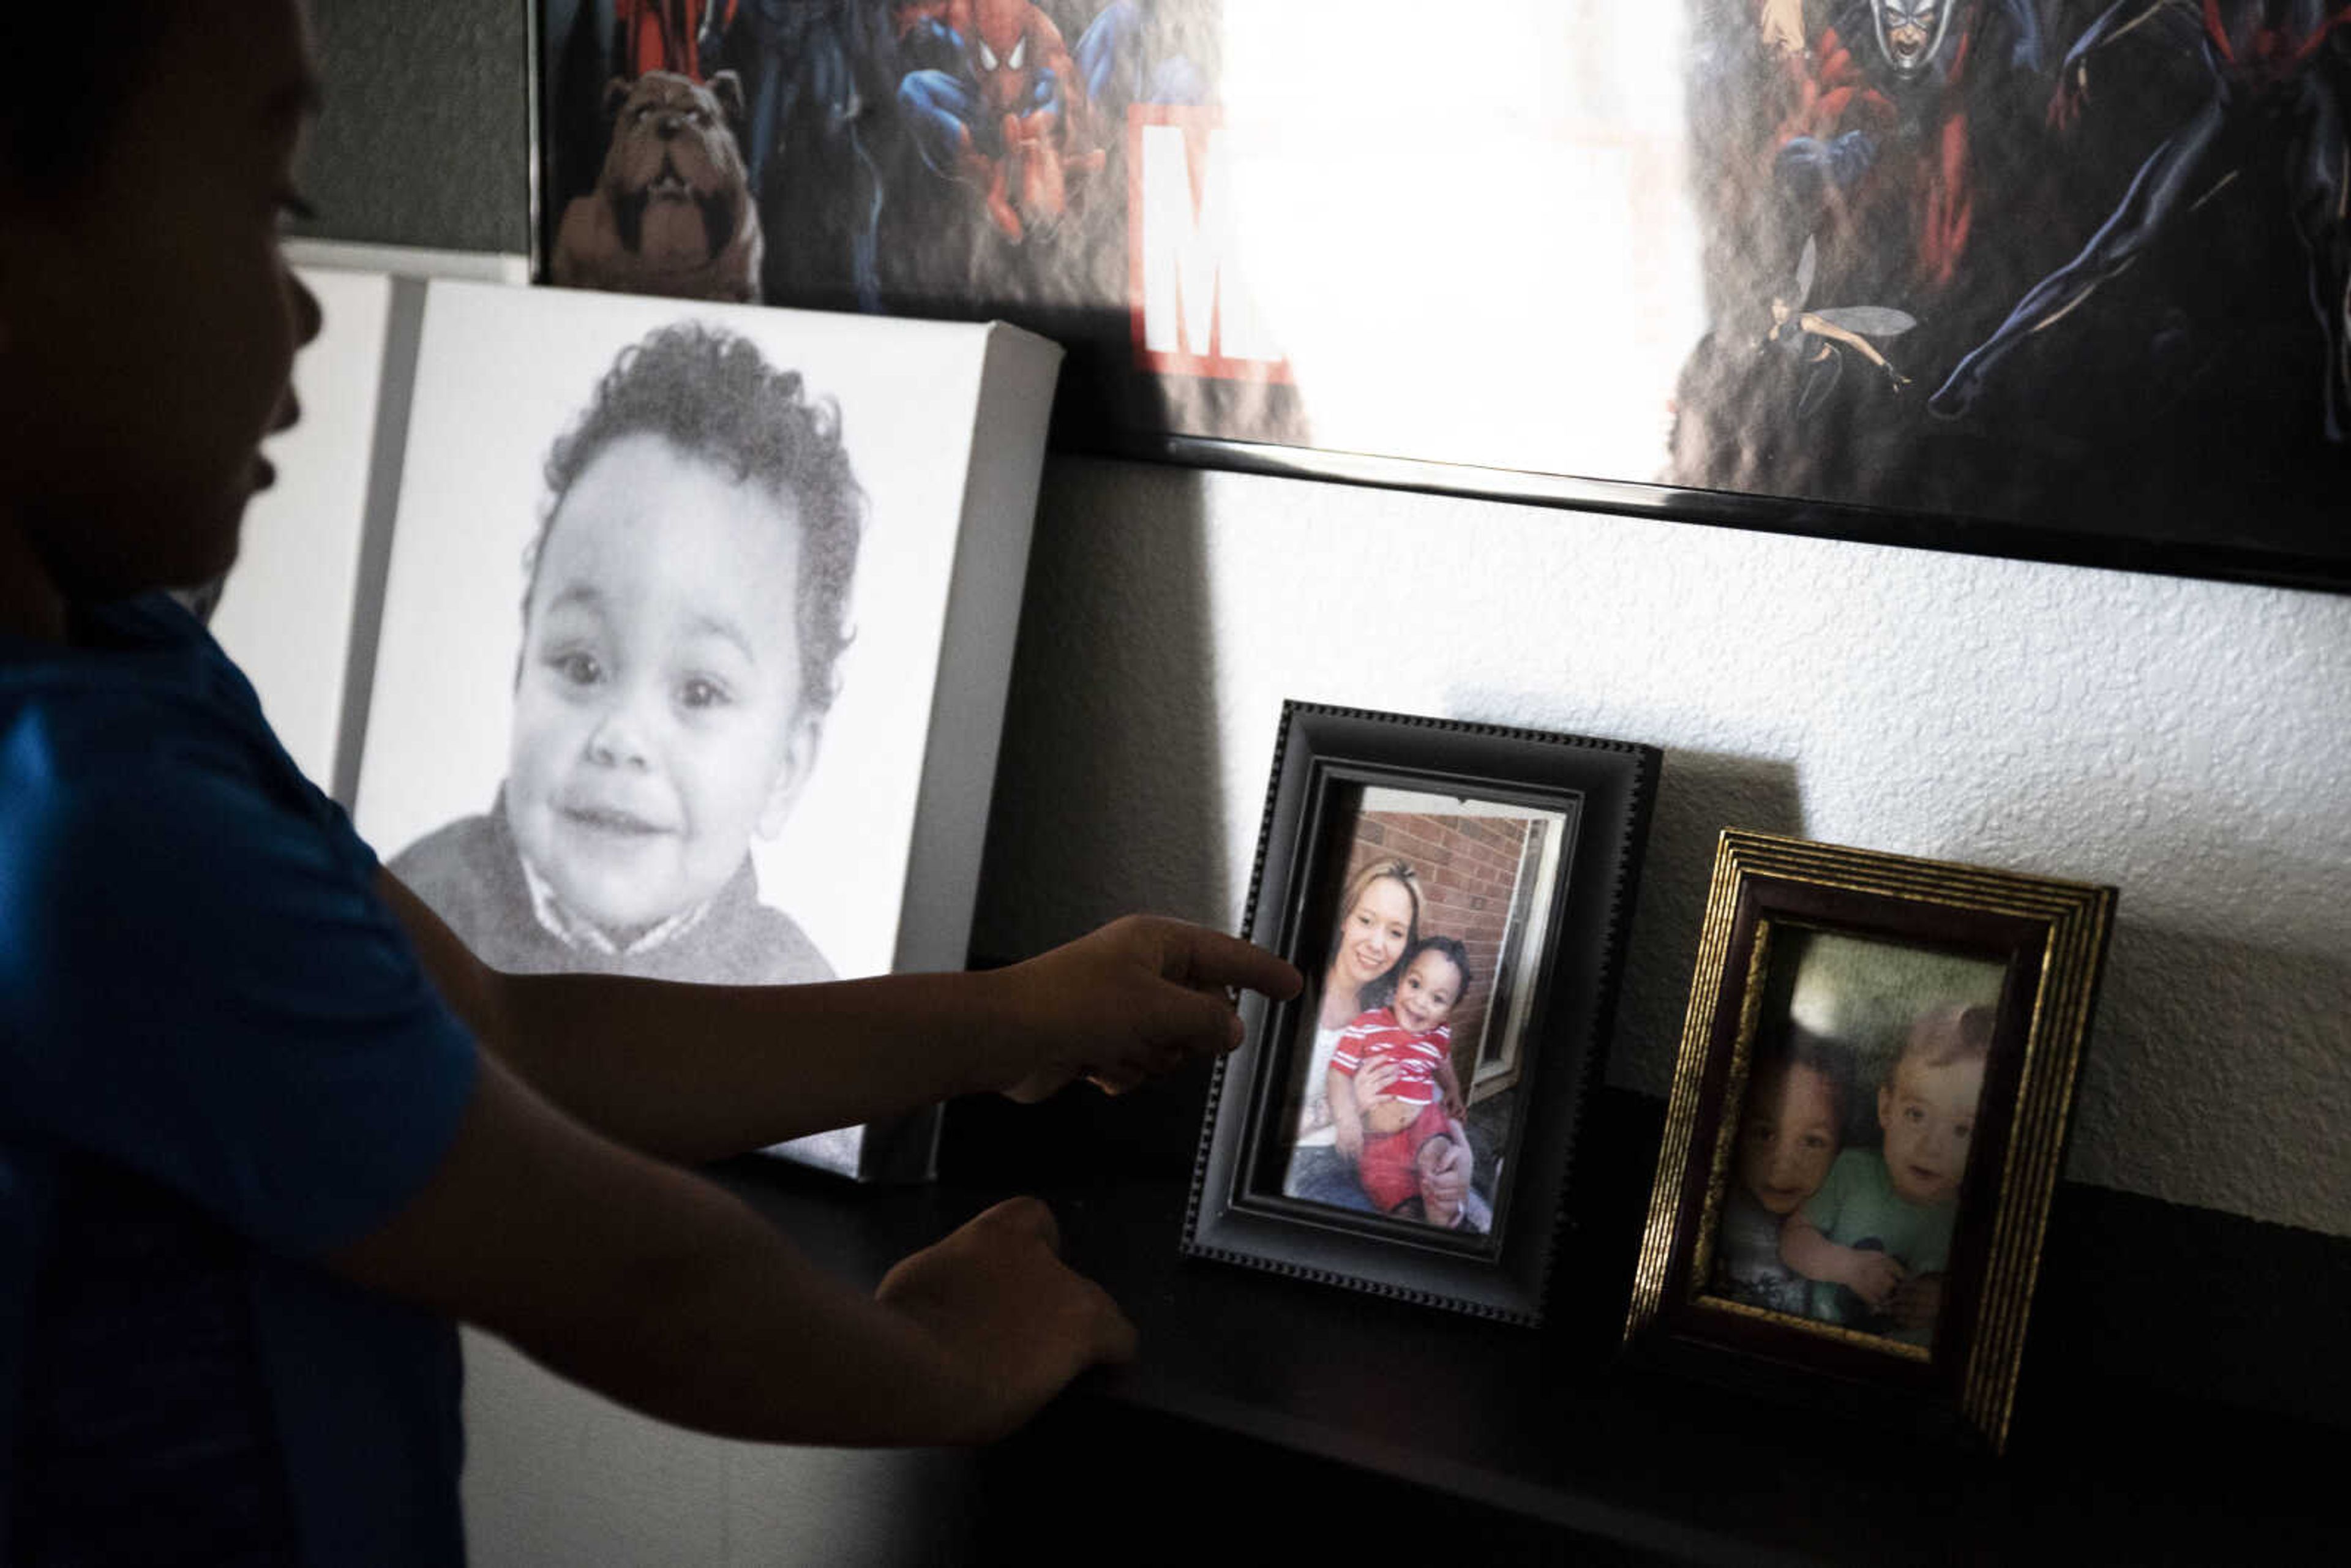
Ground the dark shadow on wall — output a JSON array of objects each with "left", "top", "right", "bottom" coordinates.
[
  {"left": 2069, "top": 915, "right": 2351, "bottom": 1248},
  {"left": 967, "top": 474, "right": 1231, "bottom": 959},
  {"left": 1603, "top": 747, "right": 1803, "bottom": 1094},
  {"left": 959, "top": 349, "right": 1232, "bottom": 1177},
  {"left": 293, "top": 0, "right": 533, "bottom": 255}
]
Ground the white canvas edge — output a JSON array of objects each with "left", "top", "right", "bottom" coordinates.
[
  {"left": 283, "top": 238, "right": 531, "bottom": 285},
  {"left": 207, "top": 266, "right": 396, "bottom": 790},
  {"left": 892, "top": 323, "right": 1063, "bottom": 977}
]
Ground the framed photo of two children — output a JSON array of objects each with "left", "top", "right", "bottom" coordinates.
[
  {"left": 1622, "top": 830, "right": 2115, "bottom": 1453},
  {"left": 1185, "top": 702, "right": 1660, "bottom": 1325}
]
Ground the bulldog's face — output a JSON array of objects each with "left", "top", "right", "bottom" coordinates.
[{"left": 598, "top": 71, "right": 751, "bottom": 263}]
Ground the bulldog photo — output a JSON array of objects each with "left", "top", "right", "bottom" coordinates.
[{"left": 553, "top": 70, "right": 763, "bottom": 304}]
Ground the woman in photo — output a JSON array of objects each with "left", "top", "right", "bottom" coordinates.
[{"left": 1293, "top": 858, "right": 1421, "bottom": 1149}]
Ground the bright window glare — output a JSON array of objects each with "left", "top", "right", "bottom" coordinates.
[{"left": 1213, "top": 4, "right": 1704, "bottom": 478}]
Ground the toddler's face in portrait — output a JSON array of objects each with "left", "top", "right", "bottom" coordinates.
[
  {"left": 1389, "top": 948, "right": 1462, "bottom": 1038},
  {"left": 1877, "top": 1049, "right": 1985, "bottom": 1207},
  {"left": 504, "top": 432, "right": 816, "bottom": 938},
  {"left": 1735, "top": 1060, "right": 1839, "bottom": 1215}
]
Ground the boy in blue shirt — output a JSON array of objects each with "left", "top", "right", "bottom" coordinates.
[{"left": 0, "top": 5, "right": 1299, "bottom": 1563}]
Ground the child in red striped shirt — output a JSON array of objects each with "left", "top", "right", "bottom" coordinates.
[{"left": 1327, "top": 936, "right": 1475, "bottom": 1227}]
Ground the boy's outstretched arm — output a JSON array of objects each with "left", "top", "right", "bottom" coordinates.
[
  {"left": 327, "top": 1052, "right": 1133, "bottom": 1446},
  {"left": 383, "top": 873, "right": 1301, "bottom": 1165},
  {"left": 1779, "top": 1214, "right": 1906, "bottom": 1308}
]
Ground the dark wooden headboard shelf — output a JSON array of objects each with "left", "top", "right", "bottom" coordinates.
[{"left": 709, "top": 1075, "right": 2347, "bottom": 1563}]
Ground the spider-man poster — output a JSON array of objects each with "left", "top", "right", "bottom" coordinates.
[{"left": 534, "top": 3, "right": 2351, "bottom": 591}]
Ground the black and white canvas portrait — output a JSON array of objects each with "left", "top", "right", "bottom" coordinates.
[{"left": 356, "top": 280, "right": 1044, "bottom": 1176}]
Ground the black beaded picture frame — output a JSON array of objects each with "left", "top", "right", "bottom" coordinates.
[{"left": 1183, "top": 702, "right": 1659, "bottom": 1323}]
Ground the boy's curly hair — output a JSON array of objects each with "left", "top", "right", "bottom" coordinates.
[
  {"left": 527, "top": 322, "right": 864, "bottom": 716},
  {"left": 1403, "top": 934, "right": 1474, "bottom": 1002}
]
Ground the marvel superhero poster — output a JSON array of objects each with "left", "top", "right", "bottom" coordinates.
[{"left": 535, "top": 2, "right": 2351, "bottom": 590}]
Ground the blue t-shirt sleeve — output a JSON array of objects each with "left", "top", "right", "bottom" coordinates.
[{"left": 0, "top": 700, "right": 478, "bottom": 1257}]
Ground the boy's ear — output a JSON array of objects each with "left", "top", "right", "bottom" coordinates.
[
  {"left": 755, "top": 712, "right": 823, "bottom": 839},
  {"left": 707, "top": 70, "right": 747, "bottom": 126}
]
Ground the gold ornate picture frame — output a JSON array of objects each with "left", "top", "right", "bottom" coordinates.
[{"left": 1624, "top": 830, "right": 2115, "bottom": 1453}]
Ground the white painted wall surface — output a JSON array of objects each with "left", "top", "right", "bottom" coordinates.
[
  {"left": 972, "top": 456, "right": 2351, "bottom": 1237},
  {"left": 459, "top": 1334, "right": 973, "bottom": 1567}
]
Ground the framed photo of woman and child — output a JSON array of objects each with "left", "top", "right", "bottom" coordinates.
[
  {"left": 1185, "top": 702, "right": 1659, "bottom": 1324},
  {"left": 1624, "top": 830, "right": 2115, "bottom": 1452}
]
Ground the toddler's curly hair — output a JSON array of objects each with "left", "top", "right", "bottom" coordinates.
[{"left": 527, "top": 321, "right": 863, "bottom": 715}]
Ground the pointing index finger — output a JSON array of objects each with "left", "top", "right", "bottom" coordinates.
[{"left": 1171, "top": 925, "right": 1302, "bottom": 1002}]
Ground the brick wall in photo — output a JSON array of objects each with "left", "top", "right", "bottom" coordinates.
[{"left": 1343, "top": 811, "right": 1532, "bottom": 1084}]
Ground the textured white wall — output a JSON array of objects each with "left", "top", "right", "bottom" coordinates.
[
  {"left": 459, "top": 1334, "right": 973, "bottom": 1567},
  {"left": 973, "top": 457, "right": 2351, "bottom": 1237}
]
